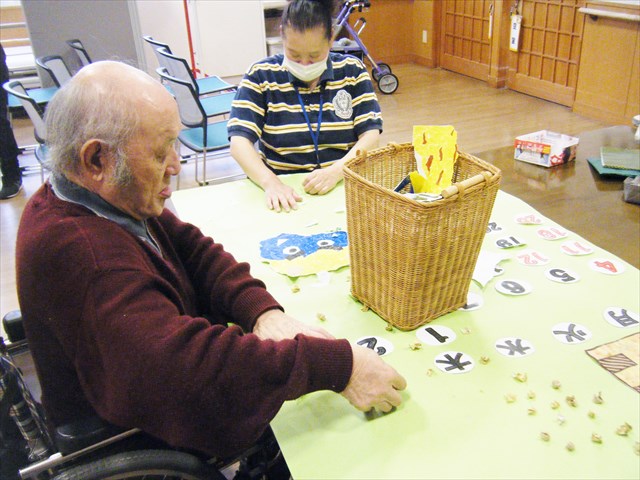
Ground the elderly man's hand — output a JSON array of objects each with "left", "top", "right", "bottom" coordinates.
[
  {"left": 341, "top": 344, "right": 407, "bottom": 413},
  {"left": 253, "top": 309, "right": 334, "bottom": 341}
]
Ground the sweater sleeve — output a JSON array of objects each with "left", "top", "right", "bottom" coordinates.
[
  {"left": 153, "top": 209, "right": 279, "bottom": 332},
  {"left": 79, "top": 269, "right": 353, "bottom": 457}
]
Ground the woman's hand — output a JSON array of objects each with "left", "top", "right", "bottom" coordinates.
[
  {"left": 302, "top": 164, "right": 343, "bottom": 195},
  {"left": 302, "top": 130, "right": 379, "bottom": 195},
  {"left": 263, "top": 177, "right": 303, "bottom": 212},
  {"left": 230, "top": 136, "right": 302, "bottom": 212}
]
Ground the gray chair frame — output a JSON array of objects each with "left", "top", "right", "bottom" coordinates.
[
  {"left": 155, "top": 48, "right": 235, "bottom": 121},
  {"left": 35, "top": 55, "right": 73, "bottom": 87},
  {"left": 66, "top": 38, "right": 92, "bottom": 66},
  {"left": 155, "top": 47, "right": 236, "bottom": 97},
  {"left": 156, "top": 67, "right": 244, "bottom": 186},
  {"left": 3, "top": 80, "right": 49, "bottom": 182},
  {"left": 142, "top": 35, "right": 236, "bottom": 96},
  {"left": 142, "top": 35, "right": 174, "bottom": 78}
]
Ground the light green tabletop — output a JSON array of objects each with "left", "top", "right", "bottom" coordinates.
[{"left": 171, "top": 173, "right": 640, "bottom": 480}]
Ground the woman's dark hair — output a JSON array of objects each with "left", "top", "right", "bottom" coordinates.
[{"left": 281, "top": 0, "right": 337, "bottom": 40}]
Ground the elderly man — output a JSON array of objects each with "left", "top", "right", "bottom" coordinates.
[{"left": 15, "top": 61, "right": 406, "bottom": 462}]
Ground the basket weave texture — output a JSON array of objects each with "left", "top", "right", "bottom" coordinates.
[{"left": 344, "top": 143, "right": 502, "bottom": 330}]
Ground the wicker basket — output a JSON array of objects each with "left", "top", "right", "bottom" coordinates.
[{"left": 344, "top": 142, "right": 502, "bottom": 330}]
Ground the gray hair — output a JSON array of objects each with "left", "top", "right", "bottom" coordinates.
[{"left": 44, "top": 74, "right": 140, "bottom": 178}]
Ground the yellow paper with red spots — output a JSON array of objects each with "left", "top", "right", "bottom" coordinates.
[{"left": 412, "top": 125, "right": 458, "bottom": 194}]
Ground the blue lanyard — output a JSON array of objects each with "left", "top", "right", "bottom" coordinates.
[{"left": 295, "top": 88, "right": 323, "bottom": 165}]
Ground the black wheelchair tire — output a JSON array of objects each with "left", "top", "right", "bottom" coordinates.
[
  {"left": 371, "top": 62, "right": 391, "bottom": 81},
  {"left": 51, "top": 449, "right": 225, "bottom": 480},
  {"left": 377, "top": 73, "right": 399, "bottom": 94}
]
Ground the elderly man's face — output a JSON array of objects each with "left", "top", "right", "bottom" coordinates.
[{"left": 103, "top": 93, "right": 182, "bottom": 220}]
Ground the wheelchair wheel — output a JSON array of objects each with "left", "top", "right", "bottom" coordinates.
[
  {"left": 52, "top": 449, "right": 225, "bottom": 480},
  {"left": 371, "top": 62, "right": 391, "bottom": 81},
  {"left": 377, "top": 73, "right": 399, "bottom": 94}
]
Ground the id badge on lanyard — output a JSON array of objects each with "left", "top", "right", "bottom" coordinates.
[{"left": 296, "top": 88, "right": 323, "bottom": 167}]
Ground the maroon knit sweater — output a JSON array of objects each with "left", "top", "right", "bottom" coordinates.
[{"left": 16, "top": 183, "right": 353, "bottom": 457}]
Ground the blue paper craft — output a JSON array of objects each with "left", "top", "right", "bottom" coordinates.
[
  {"left": 260, "top": 231, "right": 349, "bottom": 277},
  {"left": 260, "top": 231, "right": 348, "bottom": 260}
]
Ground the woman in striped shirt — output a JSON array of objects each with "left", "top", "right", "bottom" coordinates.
[{"left": 228, "top": 0, "right": 382, "bottom": 212}]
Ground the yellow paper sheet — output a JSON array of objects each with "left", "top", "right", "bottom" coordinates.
[
  {"left": 263, "top": 248, "right": 350, "bottom": 277},
  {"left": 412, "top": 125, "right": 458, "bottom": 193}
]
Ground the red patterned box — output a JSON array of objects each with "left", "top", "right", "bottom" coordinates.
[{"left": 514, "top": 130, "right": 579, "bottom": 168}]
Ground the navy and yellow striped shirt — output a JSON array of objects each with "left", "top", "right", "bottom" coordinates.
[{"left": 227, "top": 52, "right": 383, "bottom": 174}]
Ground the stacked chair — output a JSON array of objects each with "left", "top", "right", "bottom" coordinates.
[
  {"left": 142, "top": 35, "right": 234, "bottom": 96},
  {"left": 35, "top": 55, "right": 73, "bottom": 87},
  {"left": 66, "top": 38, "right": 92, "bottom": 67},
  {"left": 157, "top": 67, "right": 244, "bottom": 186},
  {"left": 5, "top": 39, "right": 91, "bottom": 179},
  {"left": 143, "top": 35, "right": 242, "bottom": 185},
  {"left": 3, "top": 80, "right": 49, "bottom": 182},
  {"left": 155, "top": 47, "right": 236, "bottom": 118}
]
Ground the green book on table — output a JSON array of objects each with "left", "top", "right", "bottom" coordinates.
[{"left": 600, "top": 146, "right": 640, "bottom": 171}]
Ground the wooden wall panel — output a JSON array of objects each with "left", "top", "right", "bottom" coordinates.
[
  {"left": 411, "top": 0, "right": 438, "bottom": 67},
  {"left": 574, "top": 12, "right": 639, "bottom": 124},
  {"left": 624, "top": 32, "right": 639, "bottom": 121},
  {"left": 351, "top": 0, "right": 414, "bottom": 64}
]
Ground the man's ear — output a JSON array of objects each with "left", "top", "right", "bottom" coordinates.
[{"left": 79, "top": 139, "right": 108, "bottom": 180}]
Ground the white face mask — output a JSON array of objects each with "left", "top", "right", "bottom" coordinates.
[{"left": 283, "top": 54, "right": 328, "bottom": 82}]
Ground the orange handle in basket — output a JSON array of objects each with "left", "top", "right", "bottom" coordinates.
[{"left": 440, "top": 171, "right": 493, "bottom": 199}]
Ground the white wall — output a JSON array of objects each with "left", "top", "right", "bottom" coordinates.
[
  {"left": 135, "top": 0, "right": 191, "bottom": 76},
  {"left": 192, "top": 0, "right": 265, "bottom": 78},
  {"left": 135, "top": 0, "right": 268, "bottom": 79}
]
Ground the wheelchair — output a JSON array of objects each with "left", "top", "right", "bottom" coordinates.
[
  {"left": 332, "top": 0, "right": 399, "bottom": 94},
  {"left": 1, "top": 311, "right": 289, "bottom": 480}
]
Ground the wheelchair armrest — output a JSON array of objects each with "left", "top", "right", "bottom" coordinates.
[
  {"left": 54, "top": 416, "right": 127, "bottom": 455},
  {"left": 2, "top": 310, "right": 26, "bottom": 343}
]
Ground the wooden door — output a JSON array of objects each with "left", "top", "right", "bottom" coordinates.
[
  {"left": 440, "top": 0, "right": 585, "bottom": 106},
  {"left": 440, "top": 0, "right": 493, "bottom": 81},
  {"left": 507, "top": 0, "right": 585, "bottom": 106}
]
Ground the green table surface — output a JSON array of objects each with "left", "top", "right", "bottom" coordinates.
[{"left": 171, "top": 173, "right": 639, "bottom": 480}]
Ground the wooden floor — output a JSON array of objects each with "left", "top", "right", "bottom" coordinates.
[{"left": 0, "top": 64, "right": 612, "bottom": 336}]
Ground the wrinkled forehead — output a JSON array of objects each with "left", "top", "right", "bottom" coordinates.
[{"left": 132, "top": 91, "right": 181, "bottom": 139}]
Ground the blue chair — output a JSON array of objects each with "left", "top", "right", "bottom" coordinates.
[
  {"left": 156, "top": 67, "right": 244, "bottom": 186},
  {"left": 155, "top": 48, "right": 235, "bottom": 120},
  {"left": 7, "top": 85, "right": 57, "bottom": 109},
  {"left": 3, "top": 80, "right": 50, "bottom": 182}
]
